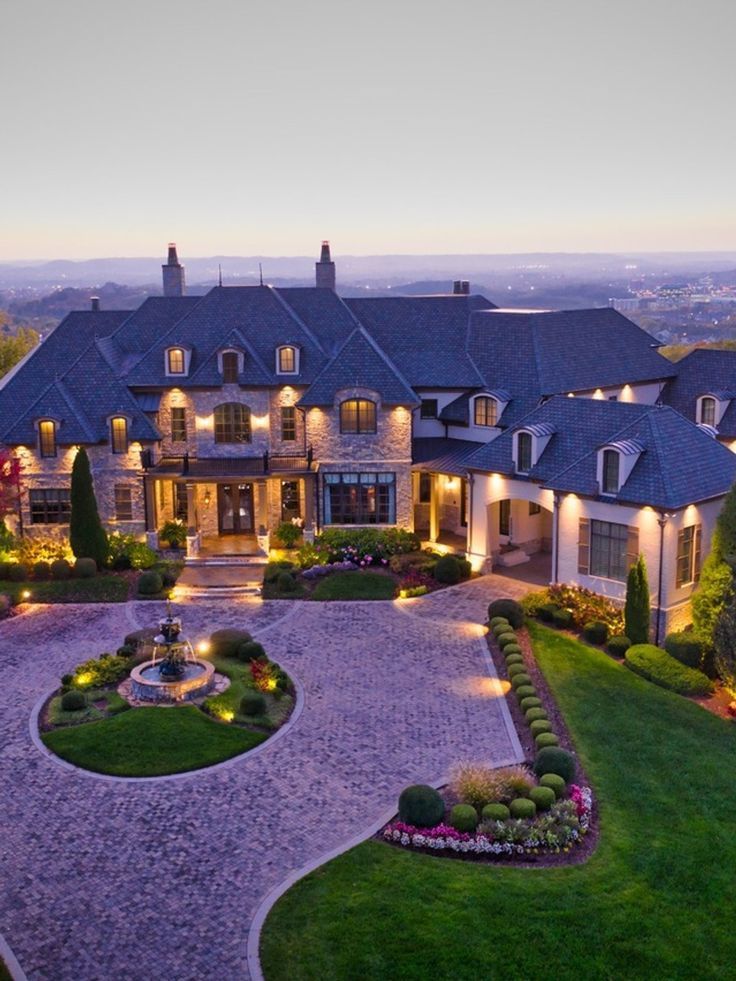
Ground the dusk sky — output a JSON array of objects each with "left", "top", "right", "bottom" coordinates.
[{"left": 2, "top": 0, "right": 734, "bottom": 260}]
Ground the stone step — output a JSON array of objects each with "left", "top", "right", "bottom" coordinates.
[
  {"left": 178, "top": 586, "right": 262, "bottom": 598},
  {"left": 185, "top": 557, "right": 266, "bottom": 567}
]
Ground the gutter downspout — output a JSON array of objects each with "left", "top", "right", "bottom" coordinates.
[
  {"left": 467, "top": 471, "right": 474, "bottom": 559},
  {"left": 553, "top": 492, "right": 561, "bottom": 584},
  {"left": 656, "top": 512, "right": 668, "bottom": 645}
]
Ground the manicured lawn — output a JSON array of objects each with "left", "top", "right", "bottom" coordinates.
[
  {"left": 260, "top": 622, "right": 736, "bottom": 980},
  {"left": 42, "top": 705, "right": 266, "bottom": 776},
  {"left": 1, "top": 575, "right": 129, "bottom": 604},
  {"left": 311, "top": 571, "right": 397, "bottom": 601}
]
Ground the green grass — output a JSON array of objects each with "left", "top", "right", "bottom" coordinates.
[
  {"left": 0, "top": 575, "right": 129, "bottom": 603},
  {"left": 42, "top": 704, "right": 266, "bottom": 776},
  {"left": 260, "top": 622, "right": 736, "bottom": 981},
  {"left": 311, "top": 571, "right": 397, "bottom": 601},
  {"left": 625, "top": 642, "right": 713, "bottom": 696},
  {"left": 205, "top": 656, "right": 293, "bottom": 728}
]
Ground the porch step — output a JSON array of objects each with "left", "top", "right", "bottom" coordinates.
[
  {"left": 185, "top": 556, "right": 267, "bottom": 567},
  {"left": 177, "top": 585, "right": 262, "bottom": 598},
  {"left": 496, "top": 548, "right": 530, "bottom": 568}
]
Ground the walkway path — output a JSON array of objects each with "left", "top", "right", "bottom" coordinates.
[{"left": 0, "top": 576, "right": 527, "bottom": 981}]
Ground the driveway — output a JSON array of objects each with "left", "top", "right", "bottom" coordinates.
[{"left": 0, "top": 576, "right": 526, "bottom": 980}]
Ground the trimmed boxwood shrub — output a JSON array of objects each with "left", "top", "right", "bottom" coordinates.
[
  {"left": 540, "top": 772, "right": 567, "bottom": 797},
  {"left": 511, "top": 672, "right": 532, "bottom": 690},
  {"left": 625, "top": 644, "right": 713, "bottom": 696},
  {"left": 51, "top": 558, "right": 72, "bottom": 580},
  {"left": 607, "top": 635, "right": 631, "bottom": 657},
  {"left": 530, "top": 785, "right": 556, "bottom": 812},
  {"left": 515, "top": 685, "right": 536, "bottom": 702},
  {"left": 536, "top": 732, "right": 560, "bottom": 749},
  {"left": 492, "top": 622, "right": 511, "bottom": 638},
  {"left": 538, "top": 603, "right": 559, "bottom": 623},
  {"left": 509, "top": 798, "right": 536, "bottom": 819},
  {"left": 487, "top": 598, "right": 525, "bottom": 629},
  {"left": 398, "top": 784, "right": 445, "bottom": 828},
  {"left": 664, "top": 632, "right": 703, "bottom": 670},
  {"left": 525, "top": 706, "right": 548, "bottom": 723},
  {"left": 530, "top": 718, "right": 552, "bottom": 737},
  {"left": 503, "top": 643, "right": 522, "bottom": 656},
  {"left": 277, "top": 571, "right": 299, "bottom": 592},
  {"left": 533, "top": 746, "right": 575, "bottom": 783},
  {"left": 61, "top": 690, "right": 86, "bottom": 711},
  {"left": 123, "top": 627, "right": 158, "bottom": 651},
  {"left": 498, "top": 633, "right": 518, "bottom": 650},
  {"left": 552, "top": 608, "right": 573, "bottom": 628},
  {"left": 240, "top": 690, "right": 267, "bottom": 716},
  {"left": 481, "top": 802, "right": 510, "bottom": 822},
  {"left": 449, "top": 803, "right": 479, "bottom": 832},
  {"left": 505, "top": 654, "right": 524, "bottom": 668},
  {"left": 238, "top": 641, "right": 265, "bottom": 663},
  {"left": 507, "top": 663, "right": 527, "bottom": 679},
  {"left": 520, "top": 696, "right": 542, "bottom": 712},
  {"left": 210, "top": 628, "right": 253, "bottom": 658},
  {"left": 74, "top": 557, "right": 97, "bottom": 579},
  {"left": 434, "top": 555, "right": 462, "bottom": 584},
  {"left": 138, "top": 571, "right": 163, "bottom": 595},
  {"left": 489, "top": 616, "right": 509, "bottom": 629},
  {"left": 582, "top": 620, "right": 608, "bottom": 645},
  {"left": 33, "top": 561, "right": 51, "bottom": 581}
]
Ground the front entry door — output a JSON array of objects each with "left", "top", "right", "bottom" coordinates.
[{"left": 217, "top": 483, "right": 254, "bottom": 534}]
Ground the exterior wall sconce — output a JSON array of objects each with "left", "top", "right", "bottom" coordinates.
[{"left": 203, "top": 489, "right": 211, "bottom": 507}]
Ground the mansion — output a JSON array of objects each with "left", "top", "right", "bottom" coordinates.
[{"left": 2, "top": 242, "right": 736, "bottom": 636}]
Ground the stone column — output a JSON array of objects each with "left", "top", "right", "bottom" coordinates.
[
  {"left": 429, "top": 473, "right": 440, "bottom": 543},
  {"left": 303, "top": 475, "right": 315, "bottom": 534},
  {"left": 144, "top": 476, "right": 158, "bottom": 550},
  {"left": 185, "top": 482, "right": 199, "bottom": 558}
]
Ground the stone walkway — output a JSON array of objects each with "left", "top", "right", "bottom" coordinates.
[{"left": 0, "top": 575, "right": 528, "bottom": 981}]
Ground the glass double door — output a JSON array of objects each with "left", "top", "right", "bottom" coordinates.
[{"left": 217, "top": 483, "right": 254, "bottom": 534}]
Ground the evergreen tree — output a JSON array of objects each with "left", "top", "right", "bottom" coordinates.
[
  {"left": 69, "top": 447, "right": 108, "bottom": 567},
  {"left": 716, "top": 480, "right": 736, "bottom": 566},
  {"left": 713, "top": 595, "right": 736, "bottom": 697},
  {"left": 692, "top": 528, "right": 733, "bottom": 646},
  {"left": 625, "top": 554, "right": 650, "bottom": 645}
]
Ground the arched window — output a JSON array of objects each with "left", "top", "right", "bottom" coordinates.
[
  {"left": 340, "top": 399, "right": 376, "bottom": 434},
  {"left": 38, "top": 420, "right": 56, "bottom": 458},
  {"left": 699, "top": 396, "right": 716, "bottom": 427},
  {"left": 110, "top": 417, "right": 128, "bottom": 454},
  {"left": 221, "top": 351, "right": 239, "bottom": 384},
  {"left": 517, "top": 431, "right": 532, "bottom": 473},
  {"left": 474, "top": 396, "right": 498, "bottom": 427},
  {"left": 214, "top": 403, "right": 251, "bottom": 443},
  {"left": 602, "top": 449, "right": 620, "bottom": 494},
  {"left": 167, "top": 347, "right": 186, "bottom": 374},
  {"left": 277, "top": 345, "right": 298, "bottom": 374}
]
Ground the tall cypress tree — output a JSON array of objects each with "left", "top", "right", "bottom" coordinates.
[
  {"left": 625, "top": 554, "right": 650, "bottom": 645},
  {"left": 70, "top": 447, "right": 108, "bottom": 567}
]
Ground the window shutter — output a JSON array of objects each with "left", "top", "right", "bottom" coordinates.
[
  {"left": 578, "top": 518, "right": 590, "bottom": 575},
  {"left": 626, "top": 525, "right": 639, "bottom": 569},
  {"left": 694, "top": 525, "right": 702, "bottom": 582}
]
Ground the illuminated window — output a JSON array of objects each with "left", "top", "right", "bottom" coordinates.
[
  {"left": 418, "top": 472, "right": 431, "bottom": 503},
  {"left": 602, "top": 449, "right": 620, "bottom": 494},
  {"left": 474, "top": 397, "right": 497, "bottom": 427},
  {"left": 167, "top": 348, "right": 185, "bottom": 374},
  {"left": 281, "top": 406, "right": 296, "bottom": 441},
  {"left": 340, "top": 399, "right": 376, "bottom": 434},
  {"left": 323, "top": 472, "right": 395, "bottom": 524},
  {"left": 114, "top": 485, "right": 133, "bottom": 521},
  {"left": 29, "top": 488, "right": 70, "bottom": 524},
  {"left": 110, "top": 417, "right": 128, "bottom": 454},
  {"left": 222, "top": 351, "right": 239, "bottom": 383},
  {"left": 214, "top": 403, "right": 251, "bottom": 443},
  {"left": 171, "top": 407, "right": 187, "bottom": 442},
  {"left": 699, "top": 396, "right": 716, "bottom": 427},
  {"left": 578, "top": 518, "right": 638, "bottom": 582},
  {"left": 38, "top": 420, "right": 56, "bottom": 458},
  {"left": 277, "top": 346, "right": 297, "bottom": 374},
  {"left": 676, "top": 525, "right": 702, "bottom": 587}
]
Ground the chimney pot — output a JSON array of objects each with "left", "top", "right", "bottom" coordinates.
[
  {"left": 90, "top": 296, "right": 100, "bottom": 311},
  {"left": 162, "top": 242, "right": 185, "bottom": 297},
  {"left": 453, "top": 280, "right": 470, "bottom": 295}
]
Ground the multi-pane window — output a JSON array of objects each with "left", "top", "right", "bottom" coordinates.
[
  {"left": 221, "top": 351, "right": 239, "bottom": 383},
  {"left": 167, "top": 348, "right": 185, "bottom": 374},
  {"left": 114, "top": 485, "right": 133, "bottom": 521},
  {"left": 29, "top": 488, "right": 70, "bottom": 524},
  {"left": 699, "top": 397, "right": 716, "bottom": 427},
  {"left": 339, "top": 399, "right": 376, "bottom": 434},
  {"left": 579, "top": 518, "right": 638, "bottom": 582},
  {"left": 281, "top": 405, "right": 296, "bottom": 441},
  {"left": 281, "top": 480, "right": 300, "bottom": 521},
  {"left": 171, "top": 406, "right": 187, "bottom": 442},
  {"left": 110, "top": 417, "right": 128, "bottom": 454},
  {"left": 38, "top": 420, "right": 56, "bottom": 458},
  {"left": 517, "top": 432, "right": 532, "bottom": 473},
  {"left": 474, "top": 397, "right": 497, "bottom": 427},
  {"left": 174, "top": 482, "right": 188, "bottom": 521},
  {"left": 214, "top": 403, "right": 251, "bottom": 443},
  {"left": 676, "top": 524, "right": 702, "bottom": 587},
  {"left": 602, "top": 449, "right": 620, "bottom": 494},
  {"left": 420, "top": 399, "right": 438, "bottom": 419},
  {"left": 499, "top": 499, "right": 511, "bottom": 536},
  {"left": 323, "top": 472, "right": 396, "bottom": 524},
  {"left": 277, "top": 346, "right": 297, "bottom": 374},
  {"left": 418, "top": 472, "right": 431, "bottom": 503}
]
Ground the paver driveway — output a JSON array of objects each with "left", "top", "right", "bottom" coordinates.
[{"left": 0, "top": 576, "right": 527, "bottom": 980}]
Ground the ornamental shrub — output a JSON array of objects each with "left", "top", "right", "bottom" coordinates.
[
  {"left": 625, "top": 644, "right": 713, "bottom": 697},
  {"left": 240, "top": 690, "right": 267, "bottom": 716},
  {"left": 525, "top": 707, "right": 548, "bottom": 723},
  {"left": 552, "top": 608, "right": 573, "bottom": 628},
  {"left": 61, "top": 690, "right": 86, "bottom": 711},
  {"left": 503, "top": 764, "right": 536, "bottom": 798},
  {"left": 433, "top": 555, "right": 462, "bottom": 584},
  {"left": 509, "top": 798, "right": 536, "bottom": 819},
  {"left": 533, "top": 746, "right": 576, "bottom": 783},
  {"left": 481, "top": 803, "right": 510, "bottom": 822},
  {"left": 450, "top": 762, "right": 501, "bottom": 809},
  {"left": 505, "top": 654, "right": 524, "bottom": 668},
  {"left": 538, "top": 603, "right": 559, "bottom": 623},
  {"left": 238, "top": 641, "right": 266, "bottom": 663},
  {"left": 8, "top": 563, "right": 28, "bottom": 582},
  {"left": 520, "top": 696, "right": 542, "bottom": 712},
  {"left": 487, "top": 598, "right": 525, "bottom": 629},
  {"left": 714, "top": 597, "right": 736, "bottom": 695},
  {"left": 511, "top": 673, "right": 532, "bottom": 690},
  {"left": 209, "top": 628, "right": 252, "bottom": 658},
  {"left": 448, "top": 803, "right": 479, "bottom": 833},
  {"left": 263, "top": 561, "right": 295, "bottom": 584},
  {"left": 398, "top": 784, "right": 445, "bottom": 828},
  {"left": 160, "top": 520, "right": 187, "bottom": 549},
  {"left": 692, "top": 529, "right": 733, "bottom": 649},
  {"left": 489, "top": 616, "right": 510, "bottom": 629},
  {"left": 33, "top": 561, "right": 51, "bottom": 581},
  {"left": 515, "top": 685, "right": 536, "bottom": 702},
  {"left": 137, "top": 571, "right": 163, "bottom": 596},
  {"left": 123, "top": 627, "right": 158, "bottom": 652},
  {"left": 69, "top": 447, "right": 108, "bottom": 568},
  {"left": 547, "top": 583, "right": 624, "bottom": 633},
  {"left": 625, "top": 554, "right": 650, "bottom": 645},
  {"left": 520, "top": 590, "right": 549, "bottom": 618},
  {"left": 664, "top": 632, "right": 703, "bottom": 670},
  {"left": 530, "top": 786, "right": 556, "bottom": 812},
  {"left": 74, "top": 557, "right": 97, "bottom": 579},
  {"left": 539, "top": 773, "right": 566, "bottom": 797},
  {"left": 498, "top": 632, "right": 518, "bottom": 650},
  {"left": 607, "top": 635, "right": 631, "bottom": 657},
  {"left": 507, "top": 663, "right": 527, "bottom": 679},
  {"left": 530, "top": 719, "right": 552, "bottom": 737},
  {"left": 503, "top": 643, "right": 522, "bottom": 656},
  {"left": 274, "top": 520, "right": 302, "bottom": 549},
  {"left": 277, "top": 571, "right": 298, "bottom": 593},
  {"left": 493, "top": 622, "right": 511, "bottom": 638},
  {"left": 582, "top": 620, "right": 608, "bottom": 645},
  {"left": 535, "top": 732, "right": 560, "bottom": 749}
]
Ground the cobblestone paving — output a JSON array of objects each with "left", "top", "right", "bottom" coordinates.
[{"left": 0, "top": 576, "right": 529, "bottom": 981}]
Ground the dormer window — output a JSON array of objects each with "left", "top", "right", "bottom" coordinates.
[
  {"left": 517, "top": 432, "right": 532, "bottom": 473},
  {"left": 221, "top": 351, "right": 239, "bottom": 384},
  {"left": 166, "top": 347, "right": 186, "bottom": 375},
  {"left": 110, "top": 416, "right": 128, "bottom": 454},
  {"left": 598, "top": 439, "right": 643, "bottom": 495},
  {"left": 277, "top": 345, "right": 298, "bottom": 375},
  {"left": 39, "top": 420, "right": 56, "bottom": 458},
  {"left": 513, "top": 424, "right": 555, "bottom": 473},
  {"left": 474, "top": 396, "right": 498, "bottom": 427},
  {"left": 601, "top": 449, "right": 620, "bottom": 494},
  {"left": 699, "top": 396, "right": 716, "bottom": 427}
]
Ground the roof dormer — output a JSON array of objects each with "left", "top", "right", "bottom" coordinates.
[
  {"left": 597, "top": 439, "right": 644, "bottom": 496},
  {"left": 218, "top": 348, "right": 244, "bottom": 384},
  {"left": 276, "top": 344, "right": 300, "bottom": 376},
  {"left": 697, "top": 392, "right": 732, "bottom": 429},
  {"left": 165, "top": 345, "right": 191, "bottom": 378},
  {"left": 471, "top": 390, "right": 510, "bottom": 429},
  {"left": 513, "top": 422, "right": 555, "bottom": 474}
]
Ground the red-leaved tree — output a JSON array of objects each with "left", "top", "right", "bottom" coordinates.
[{"left": 0, "top": 448, "right": 22, "bottom": 519}]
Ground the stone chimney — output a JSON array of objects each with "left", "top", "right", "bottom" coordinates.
[
  {"left": 90, "top": 296, "right": 100, "bottom": 311},
  {"left": 453, "top": 280, "right": 470, "bottom": 295},
  {"left": 162, "top": 242, "right": 186, "bottom": 297},
  {"left": 315, "top": 240, "right": 336, "bottom": 290}
]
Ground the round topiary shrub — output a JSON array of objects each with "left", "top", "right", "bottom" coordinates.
[
  {"left": 277, "top": 571, "right": 298, "bottom": 592},
  {"left": 8, "top": 563, "right": 29, "bottom": 582},
  {"left": 489, "top": 616, "right": 510, "bottom": 629},
  {"left": 137, "top": 571, "right": 163, "bottom": 595},
  {"left": 538, "top": 603, "right": 559, "bottom": 623},
  {"left": 529, "top": 785, "right": 556, "bottom": 812},
  {"left": 505, "top": 654, "right": 524, "bottom": 668},
  {"left": 525, "top": 706, "right": 548, "bottom": 723},
  {"left": 398, "top": 784, "right": 445, "bottom": 828},
  {"left": 61, "top": 690, "right": 86, "bottom": 711},
  {"left": 607, "top": 635, "right": 631, "bottom": 658},
  {"left": 503, "top": 643, "right": 522, "bottom": 656},
  {"left": 535, "top": 732, "right": 560, "bottom": 749},
  {"left": 520, "top": 695, "right": 542, "bottom": 712},
  {"left": 493, "top": 622, "right": 511, "bottom": 638},
  {"left": 533, "top": 746, "right": 575, "bottom": 783},
  {"left": 160, "top": 566, "right": 179, "bottom": 588},
  {"left": 448, "top": 803, "right": 479, "bottom": 832},
  {"left": 238, "top": 640, "right": 265, "bottom": 663},
  {"left": 507, "top": 662, "right": 527, "bottom": 679},
  {"left": 240, "top": 690, "right": 267, "bottom": 716},
  {"left": 434, "top": 555, "right": 462, "bottom": 584},
  {"left": 33, "top": 561, "right": 51, "bottom": 581},
  {"left": 498, "top": 632, "right": 518, "bottom": 650},
  {"left": 583, "top": 620, "right": 608, "bottom": 645},
  {"left": 511, "top": 672, "right": 532, "bottom": 690},
  {"left": 552, "top": 608, "right": 573, "bottom": 628},
  {"left": 74, "top": 557, "right": 97, "bottom": 579},
  {"left": 509, "top": 797, "right": 536, "bottom": 819},
  {"left": 50, "top": 558, "right": 72, "bottom": 580},
  {"left": 60, "top": 673, "right": 74, "bottom": 688},
  {"left": 123, "top": 627, "right": 158, "bottom": 652},
  {"left": 664, "top": 631, "right": 703, "bottom": 670},
  {"left": 481, "top": 802, "right": 510, "bottom": 822},
  {"left": 539, "top": 773, "right": 566, "bottom": 797},
  {"left": 488, "top": 598, "right": 525, "bottom": 629},
  {"left": 530, "top": 718, "right": 552, "bottom": 737},
  {"left": 515, "top": 685, "right": 536, "bottom": 702},
  {"left": 209, "top": 628, "right": 252, "bottom": 658}
]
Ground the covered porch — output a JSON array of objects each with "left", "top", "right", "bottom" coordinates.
[{"left": 412, "top": 438, "right": 480, "bottom": 552}]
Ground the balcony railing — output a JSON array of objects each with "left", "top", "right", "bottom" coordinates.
[{"left": 142, "top": 447, "right": 314, "bottom": 477}]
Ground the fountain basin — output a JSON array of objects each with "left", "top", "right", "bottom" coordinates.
[{"left": 130, "top": 659, "right": 215, "bottom": 703}]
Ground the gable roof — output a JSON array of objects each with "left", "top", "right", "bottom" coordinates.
[
  {"left": 412, "top": 437, "right": 483, "bottom": 475},
  {"left": 663, "top": 349, "right": 736, "bottom": 438}
]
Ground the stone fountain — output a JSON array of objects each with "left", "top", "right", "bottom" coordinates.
[{"left": 129, "top": 603, "right": 215, "bottom": 703}]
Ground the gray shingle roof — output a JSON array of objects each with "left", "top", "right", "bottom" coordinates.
[
  {"left": 412, "top": 437, "right": 483, "bottom": 475},
  {"left": 663, "top": 349, "right": 736, "bottom": 437}
]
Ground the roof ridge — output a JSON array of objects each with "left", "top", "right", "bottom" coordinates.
[
  {"left": 54, "top": 377, "right": 98, "bottom": 443},
  {"left": 271, "top": 286, "right": 326, "bottom": 354},
  {"left": 355, "top": 325, "right": 417, "bottom": 397},
  {"left": 185, "top": 326, "right": 272, "bottom": 385},
  {"left": 120, "top": 291, "right": 211, "bottom": 376}
]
